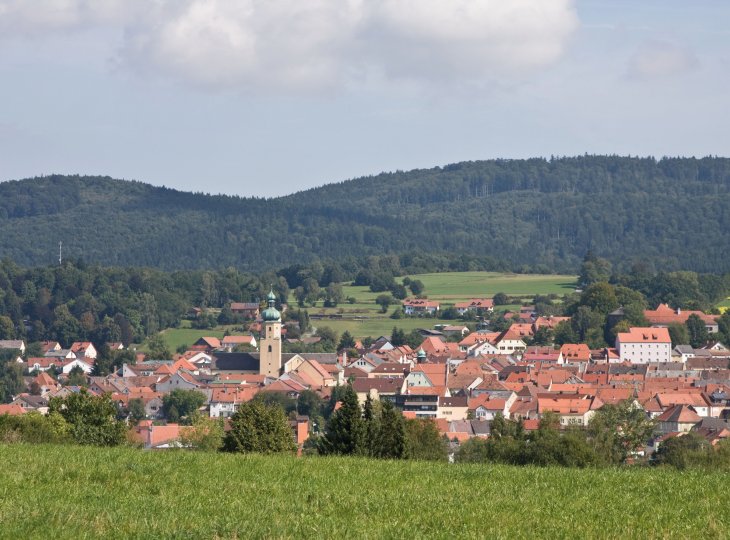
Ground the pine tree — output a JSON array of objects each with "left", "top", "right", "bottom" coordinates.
[
  {"left": 362, "top": 393, "right": 380, "bottom": 456},
  {"left": 318, "top": 385, "right": 364, "bottom": 455},
  {"left": 376, "top": 400, "right": 407, "bottom": 459}
]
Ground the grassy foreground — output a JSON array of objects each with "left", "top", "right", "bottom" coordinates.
[{"left": 1, "top": 444, "right": 728, "bottom": 539}]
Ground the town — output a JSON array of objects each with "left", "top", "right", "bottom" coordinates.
[{"left": 3, "top": 277, "right": 729, "bottom": 463}]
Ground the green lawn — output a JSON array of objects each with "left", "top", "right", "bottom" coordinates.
[{"left": 0, "top": 443, "right": 727, "bottom": 538}]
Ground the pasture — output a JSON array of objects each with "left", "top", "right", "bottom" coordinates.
[
  {"left": 0, "top": 443, "right": 726, "bottom": 539},
  {"left": 152, "top": 272, "right": 577, "bottom": 346}
]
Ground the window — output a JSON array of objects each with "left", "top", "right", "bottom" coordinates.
[{"left": 268, "top": 345, "right": 272, "bottom": 353}]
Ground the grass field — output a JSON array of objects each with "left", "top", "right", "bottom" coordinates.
[
  {"left": 151, "top": 272, "right": 577, "bottom": 347},
  {"left": 0, "top": 443, "right": 727, "bottom": 539},
  {"left": 718, "top": 297, "right": 730, "bottom": 314},
  {"left": 302, "top": 271, "right": 574, "bottom": 339}
]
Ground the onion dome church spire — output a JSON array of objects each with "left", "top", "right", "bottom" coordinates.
[{"left": 261, "top": 288, "right": 281, "bottom": 322}]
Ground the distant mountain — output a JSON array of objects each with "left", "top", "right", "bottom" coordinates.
[{"left": 1, "top": 156, "right": 728, "bottom": 272}]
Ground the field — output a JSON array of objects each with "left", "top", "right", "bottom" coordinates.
[
  {"left": 0, "top": 443, "right": 727, "bottom": 539},
  {"left": 151, "top": 272, "right": 576, "bottom": 347},
  {"left": 718, "top": 297, "right": 730, "bottom": 314},
  {"left": 298, "top": 272, "right": 575, "bottom": 339}
]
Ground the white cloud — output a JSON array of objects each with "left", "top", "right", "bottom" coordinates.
[
  {"left": 0, "top": 0, "right": 137, "bottom": 34},
  {"left": 0, "top": 0, "right": 579, "bottom": 92},
  {"left": 628, "top": 40, "right": 699, "bottom": 79}
]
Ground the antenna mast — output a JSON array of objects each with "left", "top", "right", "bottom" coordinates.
[{"left": 59, "top": 241, "right": 62, "bottom": 266}]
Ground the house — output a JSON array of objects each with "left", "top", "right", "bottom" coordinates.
[
  {"left": 438, "top": 396, "right": 469, "bottom": 420},
  {"left": 70, "top": 342, "right": 97, "bottom": 359},
  {"left": 193, "top": 337, "right": 222, "bottom": 352},
  {"left": 402, "top": 298, "right": 440, "bottom": 316},
  {"left": 559, "top": 344, "right": 591, "bottom": 365},
  {"left": 0, "top": 340, "right": 25, "bottom": 354},
  {"left": 0, "top": 403, "right": 26, "bottom": 416},
  {"left": 28, "top": 357, "right": 60, "bottom": 372},
  {"left": 469, "top": 393, "right": 517, "bottom": 421},
  {"left": 39, "top": 341, "right": 61, "bottom": 354},
  {"left": 351, "top": 378, "right": 402, "bottom": 405},
  {"left": 209, "top": 386, "right": 260, "bottom": 418},
  {"left": 644, "top": 304, "right": 719, "bottom": 334},
  {"left": 532, "top": 316, "right": 571, "bottom": 332},
  {"left": 60, "top": 358, "right": 94, "bottom": 375},
  {"left": 394, "top": 388, "right": 441, "bottom": 419},
  {"left": 537, "top": 395, "right": 603, "bottom": 426},
  {"left": 221, "top": 335, "right": 258, "bottom": 350},
  {"left": 131, "top": 421, "right": 191, "bottom": 449},
  {"left": 230, "top": 302, "right": 261, "bottom": 319},
  {"left": 493, "top": 329, "right": 527, "bottom": 354},
  {"left": 11, "top": 394, "right": 49, "bottom": 414},
  {"left": 442, "top": 325, "right": 470, "bottom": 338},
  {"left": 616, "top": 327, "right": 672, "bottom": 364},
  {"left": 657, "top": 404, "right": 702, "bottom": 434},
  {"left": 156, "top": 371, "right": 204, "bottom": 393},
  {"left": 454, "top": 298, "right": 494, "bottom": 316}
]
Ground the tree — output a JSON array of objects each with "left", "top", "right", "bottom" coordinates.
[
  {"left": 254, "top": 391, "right": 297, "bottom": 415},
  {"left": 374, "top": 399, "right": 407, "bottom": 459},
  {"left": 318, "top": 385, "right": 364, "bottom": 455},
  {"left": 162, "top": 389, "right": 207, "bottom": 423},
  {"left": 48, "top": 390, "right": 126, "bottom": 446},
  {"left": 408, "top": 280, "right": 425, "bottom": 296},
  {"left": 375, "top": 294, "right": 395, "bottom": 314},
  {"left": 315, "top": 326, "right": 338, "bottom": 351},
  {"left": 580, "top": 282, "right": 618, "bottom": 315},
  {"left": 223, "top": 400, "right": 296, "bottom": 454},
  {"left": 128, "top": 398, "right": 146, "bottom": 423},
  {"left": 0, "top": 356, "right": 23, "bottom": 403},
  {"left": 587, "top": 401, "right": 656, "bottom": 465},
  {"left": 362, "top": 394, "right": 380, "bottom": 456},
  {"left": 390, "top": 327, "right": 406, "bottom": 347},
  {"left": 493, "top": 292, "right": 509, "bottom": 306},
  {"left": 553, "top": 320, "right": 578, "bottom": 346},
  {"left": 530, "top": 326, "right": 554, "bottom": 346},
  {"left": 296, "top": 389, "right": 323, "bottom": 418},
  {"left": 146, "top": 334, "right": 172, "bottom": 360},
  {"left": 65, "top": 365, "right": 88, "bottom": 387},
  {"left": 579, "top": 253, "right": 612, "bottom": 286},
  {"left": 685, "top": 314, "right": 709, "bottom": 348},
  {"left": 338, "top": 330, "right": 356, "bottom": 351},
  {"left": 652, "top": 432, "right": 710, "bottom": 469},
  {"left": 180, "top": 414, "right": 225, "bottom": 451},
  {"left": 0, "top": 315, "right": 15, "bottom": 339},
  {"left": 404, "top": 418, "right": 448, "bottom": 461},
  {"left": 324, "top": 282, "right": 344, "bottom": 307},
  {"left": 667, "top": 323, "right": 689, "bottom": 347}
]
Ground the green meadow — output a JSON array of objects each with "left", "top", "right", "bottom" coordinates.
[
  {"left": 0, "top": 443, "right": 726, "bottom": 539},
  {"left": 153, "top": 272, "right": 576, "bottom": 346}
]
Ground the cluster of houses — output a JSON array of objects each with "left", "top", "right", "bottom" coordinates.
[{"left": 2, "top": 295, "right": 729, "bottom": 452}]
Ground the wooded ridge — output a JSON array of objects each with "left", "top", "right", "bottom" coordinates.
[{"left": 1, "top": 155, "right": 728, "bottom": 272}]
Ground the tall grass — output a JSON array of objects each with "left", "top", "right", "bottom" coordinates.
[{"left": 0, "top": 443, "right": 727, "bottom": 538}]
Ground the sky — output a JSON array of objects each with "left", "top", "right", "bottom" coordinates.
[{"left": 0, "top": 0, "right": 728, "bottom": 198}]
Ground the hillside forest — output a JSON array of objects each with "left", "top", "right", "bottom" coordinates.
[{"left": 0, "top": 156, "right": 728, "bottom": 273}]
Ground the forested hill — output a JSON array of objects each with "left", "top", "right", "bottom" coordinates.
[{"left": 1, "top": 156, "right": 729, "bottom": 272}]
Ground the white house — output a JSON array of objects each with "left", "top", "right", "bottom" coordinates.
[{"left": 616, "top": 327, "right": 672, "bottom": 364}]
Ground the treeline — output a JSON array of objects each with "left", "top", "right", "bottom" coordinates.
[{"left": 1, "top": 156, "right": 730, "bottom": 272}]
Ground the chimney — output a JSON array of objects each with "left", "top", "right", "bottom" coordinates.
[{"left": 676, "top": 307, "right": 681, "bottom": 315}]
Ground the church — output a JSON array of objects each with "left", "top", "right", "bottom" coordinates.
[{"left": 211, "top": 290, "right": 338, "bottom": 378}]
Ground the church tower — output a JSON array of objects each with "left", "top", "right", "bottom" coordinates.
[{"left": 259, "top": 289, "right": 282, "bottom": 378}]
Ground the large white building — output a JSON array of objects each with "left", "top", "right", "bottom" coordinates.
[{"left": 616, "top": 327, "right": 672, "bottom": 364}]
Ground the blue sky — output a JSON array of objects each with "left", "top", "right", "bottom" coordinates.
[{"left": 0, "top": 0, "right": 727, "bottom": 197}]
